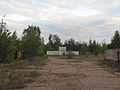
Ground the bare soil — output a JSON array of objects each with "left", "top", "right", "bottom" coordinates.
[{"left": 18, "top": 57, "right": 120, "bottom": 90}]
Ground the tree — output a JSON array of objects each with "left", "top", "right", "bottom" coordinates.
[
  {"left": 47, "top": 34, "right": 61, "bottom": 51},
  {"left": 64, "top": 38, "right": 76, "bottom": 51},
  {"left": 78, "top": 42, "right": 88, "bottom": 54},
  {"left": 99, "top": 41, "right": 107, "bottom": 53},
  {"left": 110, "top": 30, "right": 120, "bottom": 49},
  {"left": 0, "top": 22, "right": 11, "bottom": 63},
  {"left": 88, "top": 39, "right": 94, "bottom": 53},
  {"left": 49, "top": 34, "right": 53, "bottom": 48},
  {"left": 88, "top": 40, "right": 100, "bottom": 55},
  {"left": 10, "top": 31, "right": 20, "bottom": 59},
  {"left": 21, "top": 25, "right": 43, "bottom": 59},
  {"left": 45, "top": 43, "right": 53, "bottom": 51}
]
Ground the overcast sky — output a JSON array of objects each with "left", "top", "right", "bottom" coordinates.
[{"left": 0, "top": 0, "right": 120, "bottom": 43}]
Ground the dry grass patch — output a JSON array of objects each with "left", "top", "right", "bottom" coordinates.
[
  {"left": 0, "top": 56, "right": 48, "bottom": 89},
  {"left": 68, "top": 54, "right": 103, "bottom": 63},
  {"left": 0, "top": 70, "right": 42, "bottom": 89}
]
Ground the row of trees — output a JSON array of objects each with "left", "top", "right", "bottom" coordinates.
[
  {"left": 0, "top": 23, "right": 45, "bottom": 63},
  {"left": 0, "top": 20, "right": 120, "bottom": 63},
  {"left": 45, "top": 31, "right": 120, "bottom": 55},
  {"left": 46, "top": 36, "right": 107, "bottom": 55}
]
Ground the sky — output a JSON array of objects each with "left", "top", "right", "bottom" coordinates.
[{"left": 0, "top": 0, "right": 120, "bottom": 43}]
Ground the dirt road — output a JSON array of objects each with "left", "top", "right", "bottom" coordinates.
[{"left": 20, "top": 57, "right": 120, "bottom": 90}]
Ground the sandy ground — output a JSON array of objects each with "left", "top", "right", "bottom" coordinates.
[{"left": 19, "top": 57, "right": 120, "bottom": 90}]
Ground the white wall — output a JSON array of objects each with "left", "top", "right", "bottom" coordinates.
[
  {"left": 47, "top": 51, "right": 79, "bottom": 55},
  {"left": 47, "top": 51, "right": 59, "bottom": 55},
  {"left": 66, "top": 51, "right": 79, "bottom": 55}
]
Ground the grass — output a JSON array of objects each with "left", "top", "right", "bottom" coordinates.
[
  {"left": 0, "top": 70, "right": 25, "bottom": 89},
  {"left": 67, "top": 54, "right": 103, "bottom": 63},
  {"left": 29, "top": 55, "right": 48, "bottom": 67},
  {"left": 0, "top": 55, "right": 48, "bottom": 89},
  {"left": 0, "top": 55, "right": 48, "bottom": 69},
  {"left": 24, "top": 70, "right": 42, "bottom": 78},
  {"left": 0, "top": 70, "right": 42, "bottom": 89},
  {"left": 54, "top": 53, "right": 103, "bottom": 62}
]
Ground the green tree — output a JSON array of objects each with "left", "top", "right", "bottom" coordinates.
[
  {"left": 0, "top": 22, "right": 11, "bottom": 63},
  {"left": 88, "top": 39, "right": 94, "bottom": 53},
  {"left": 111, "top": 30, "right": 120, "bottom": 49},
  {"left": 64, "top": 38, "right": 76, "bottom": 51},
  {"left": 10, "top": 31, "right": 22, "bottom": 59},
  {"left": 78, "top": 42, "right": 88, "bottom": 54},
  {"left": 45, "top": 43, "right": 53, "bottom": 51},
  {"left": 47, "top": 34, "right": 61, "bottom": 50},
  {"left": 21, "top": 25, "right": 43, "bottom": 59},
  {"left": 99, "top": 41, "right": 107, "bottom": 53},
  {"left": 88, "top": 40, "right": 100, "bottom": 55}
]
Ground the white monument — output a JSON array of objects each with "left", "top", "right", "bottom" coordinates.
[{"left": 59, "top": 47, "right": 66, "bottom": 55}]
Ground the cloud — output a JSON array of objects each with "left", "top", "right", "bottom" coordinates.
[
  {"left": 7, "top": 14, "right": 31, "bottom": 21},
  {"left": 0, "top": 0, "right": 120, "bottom": 43}
]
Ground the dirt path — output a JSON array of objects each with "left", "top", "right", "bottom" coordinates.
[{"left": 19, "top": 57, "right": 120, "bottom": 90}]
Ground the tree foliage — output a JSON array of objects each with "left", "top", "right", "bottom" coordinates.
[
  {"left": 0, "top": 24, "right": 11, "bottom": 63},
  {"left": 0, "top": 19, "right": 119, "bottom": 63},
  {"left": 63, "top": 39, "right": 107, "bottom": 55},
  {"left": 46, "top": 34, "right": 61, "bottom": 51},
  {"left": 21, "top": 25, "right": 44, "bottom": 59},
  {"left": 108, "top": 30, "right": 120, "bottom": 49}
]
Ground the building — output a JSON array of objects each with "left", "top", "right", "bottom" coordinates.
[
  {"left": 47, "top": 47, "right": 79, "bottom": 56},
  {"left": 104, "top": 49, "right": 120, "bottom": 63}
]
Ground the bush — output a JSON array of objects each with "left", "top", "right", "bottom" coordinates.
[
  {"left": 67, "top": 51, "right": 75, "bottom": 59},
  {"left": 85, "top": 52, "right": 91, "bottom": 58}
]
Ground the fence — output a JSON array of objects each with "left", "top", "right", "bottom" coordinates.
[{"left": 47, "top": 51, "right": 79, "bottom": 56}]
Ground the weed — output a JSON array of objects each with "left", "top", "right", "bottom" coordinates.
[
  {"left": 67, "top": 51, "right": 75, "bottom": 59},
  {"left": 0, "top": 71, "right": 24, "bottom": 89}
]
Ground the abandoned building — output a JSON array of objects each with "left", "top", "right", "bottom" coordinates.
[
  {"left": 47, "top": 47, "right": 79, "bottom": 56},
  {"left": 104, "top": 49, "right": 120, "bottom": 63}
]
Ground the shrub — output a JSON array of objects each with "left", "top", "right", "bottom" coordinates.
[
  {"left": 67, "top": 51, "right": 75, "bottom": 59},
  {"left": 85, "top": 52, "right": 91, "bottom": 58}
]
